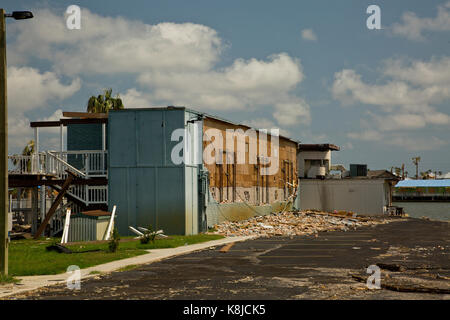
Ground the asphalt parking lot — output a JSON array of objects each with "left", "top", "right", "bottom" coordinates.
[{"left": 9, "top": 218, "right": 450, "bottom": 300}]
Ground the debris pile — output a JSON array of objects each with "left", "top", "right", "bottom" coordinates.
[{"left": 212, "top": 211, "right": 390, "bottom": 237}]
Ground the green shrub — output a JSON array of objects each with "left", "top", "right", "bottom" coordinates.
[{"left": 108, "top": 228, "right": 120, "bottom": 253}]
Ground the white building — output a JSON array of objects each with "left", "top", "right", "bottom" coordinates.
[
  {"left": 297, "top": 144, "right": 340, "bottom": 178},
  {"left": 296, "top": 144, "right": 399, "bottom": 215}
]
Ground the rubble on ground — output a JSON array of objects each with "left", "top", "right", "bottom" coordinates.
[
  {"left": 12, "top": 224, "right": 31, "bottom": 233},
  {"left": 211, "top": 210, "right": 391, "bottom": 237}
]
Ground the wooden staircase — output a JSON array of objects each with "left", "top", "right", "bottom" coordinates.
[{"left": 9, "top": 150, "right": 108, "bottom": 237}]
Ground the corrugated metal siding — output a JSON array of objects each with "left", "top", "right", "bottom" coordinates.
[
  {"left": 67, "top": 215, "right": 97, "bottom": 242},
  {"left": 108, "top": 109, "right": 189, "bottom": 235}
]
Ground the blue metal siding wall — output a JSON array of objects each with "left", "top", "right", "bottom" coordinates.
[
  {"left": 67, "top": 123, "right": 106, "bottom": 169},
  {"left": 108, "top": 109, "right": 187, "bottom": 235}
]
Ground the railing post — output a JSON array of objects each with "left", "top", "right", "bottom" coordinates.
[{"left": 86, "top": 153, "right": 90, "bottom": 177}]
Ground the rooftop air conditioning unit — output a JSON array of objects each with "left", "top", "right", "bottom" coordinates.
[{"left": 350, "top": 164, "right": 367, "bottom": 177}]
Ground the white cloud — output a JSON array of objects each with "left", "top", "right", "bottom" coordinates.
[
  {"left": 10, "top": 9, "right": 222, "bottom": 74},
  {"left": 332, "top": 56, "right": 450, "bottom": 134},
  {"left": 273, "top": 99, "right": 311, "bottom": 126},
  {"left": 10, "top": 8, "right": 311, "bottom": 127},
  {"left": 7, "top": 66, "right": 81, "bottom": 116},
  {"left": 244, "top": 118, "right": 278, "bottom": 129},
  {"left": 136, "top": 53, "right": 307, "bottom": 119},
  {"left": 8, "top": 115, "right": 33, "bottom": 152},
  {"left": 243, "top": 118, "right": 291, "bottom": 137},
  {"left": 7, "top": 67, "right": 79, "bottom": 151},
  {"left": 334, "top": 55, "right": 450, "bottom": 151},
  {"left": 387, "top": 136, "right": 447, "bottom": 151},
  {"left": 348, "top": 130, "right": 383, "bottom": 141},
  {"left": 382, "top": 56, "right": 450, "bottom": 86},
  {"left": 332, "top": 68, "right": 450, "bottom": 111},
  {"left": 301, "top": 29, "right": 317, "bottom": 41},
  {"left": 391, "top": 1, "right": 450, "bottom": 40},
  {"left": 363, "top": 111, "right": 450, "bottom": 132},
  {"left": 38, "top": 109, "right": 64, "bottom": 122},
  {"left": 121, "top": 88, "right": 155, "bottom": 109},
  {"left": 348, "top": 130, "right": 447, "bottom": 151},
  {"left": 343, "top": 142, "right": 354, "bottom": 150}
]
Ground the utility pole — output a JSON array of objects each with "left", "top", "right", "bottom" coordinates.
[
  {"left": 0, "top": 9, "right": 33, "bottom": 276},
  {"left": 412, "top": 157, "right": 421, "bottom": 180},
  {"left": 0, "top": 8, "right": 8, "bottom": 276},
  {"left": 401, "top": 163, "right": 405, "bottom": 180}
]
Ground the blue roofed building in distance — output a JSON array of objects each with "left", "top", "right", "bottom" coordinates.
[{"left": 394, "top": 179, "right": 450, "bottom": 201}]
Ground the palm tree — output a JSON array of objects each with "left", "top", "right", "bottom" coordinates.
[
  {"left": 420, "top": 169, "right": 433, "bottom": 179},
  {"left": 87, "top": 88, "right": 124, "bottom": 114},
  {"left": 12, "top": 140, "right": 35, "bottom": 172}
]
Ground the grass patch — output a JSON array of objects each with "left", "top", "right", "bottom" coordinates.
[
  {"left": 89, "top": 270, "right": 102, "bottom": 275},
  {"left": 117, "top": 264, "right": 139, "bottom": 272},
  {"left": 9, "top": 234, "right": 224, "bottom": 277},
  {"left": 122, "top": 234, "right": 224, "bottom": 250},
  {"left": 0, "top": 274, "right": 21, "bottom": 284}
]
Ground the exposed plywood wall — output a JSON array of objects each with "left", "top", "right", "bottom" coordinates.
[{"left": 203, "top": 117, "right": 297, "bottom": 202}]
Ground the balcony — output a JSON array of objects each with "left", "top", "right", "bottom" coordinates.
[{"left": 8, "top": 150, "right": 108, "bottom": 178}]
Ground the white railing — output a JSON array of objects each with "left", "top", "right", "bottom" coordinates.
[
  {"left": 46, "top": 151, "right": 86, "bottom": 179},
  {"left": 10, "top": 199, "right": 33, "bottom": 210},
  {"left": 67, "top": 184, "right": 86, "bottom": 203},
  {"left": 57, "top": 150, "right": 107, "bottom": 177},
  {"left": 66, "top": 184, "right": 108, "bottom": 205},
  {"left": 87, "top": 185, "right": 108, "bottom": 204},
  {"left": 8, "top": 153, "right": 46, "bottom": 175},
  {"left": 9, "top": 150, "right": 108, "bottom": 206},
  {"left": 8, "top": 150, "right": 107, "bottom": 178}
]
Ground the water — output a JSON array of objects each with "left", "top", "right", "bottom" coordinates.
[{"left": 393, "top": 201, "right": 450, "bottom": 221}]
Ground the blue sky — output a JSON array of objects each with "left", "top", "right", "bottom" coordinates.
[{"left": 3, "top": 0, "right": 450, "bottom": 176}]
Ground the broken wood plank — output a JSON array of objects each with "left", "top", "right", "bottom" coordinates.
[{"left": 62, "top": 111, "right": 108, "bottom": 119}]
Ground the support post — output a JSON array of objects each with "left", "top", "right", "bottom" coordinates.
[
  {"left": 34, "top": 171, "right": 75, "bottom": 239},
  {"left": 60, "top": 123, "right": 63, "bottom": 157},
  {"left": 0, "top": 8, "right": 8, "bottom": 275},
  {"left": 102, "top": 123, "right": 106, "bottom": 151},
  {"left": 34, "top": 127, "right": 39, "bottom": 172},
  {"left": 102, "top": 123, "right": 106, "bottom": 175},
  {"left": 40, "top": 183, "right": 46, "bottom": 222},
  {"left": 61, "top": 208, "right": 71, "bottom": 244},
  {"left": 104, "top": 205, "right": 116, "bottom": 240},
  {"left": 31, "top": 187, "right": 38, "bottom": 235}
]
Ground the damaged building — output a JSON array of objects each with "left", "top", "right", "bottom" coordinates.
[
  {"left": 9, "top": 107, "right": 400, "bottom": 241},
  {"left": 107, "top": 107, "right": 298, "bottom": 235}
]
